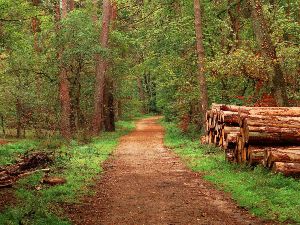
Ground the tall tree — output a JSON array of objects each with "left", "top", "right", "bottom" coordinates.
[
  {"left": 92, "top": 0, "right": 111, "bottom": 135},
  {"left": 248, "top": 0, "right": 289, "bottom": 106},
  {"left": 67, "top": 0, "right": 81, "bottom": 133},
  {"left": 31, "top": 0, "right": 40, "bottom": 52},
  {"left": 69, "top": 0, "right": 75, "bottom": 11},
  {"left": 58, "top": 0, "right": 72, "bottom": 139},
  {"left": 137, "top": 77, "right": 146, "bottom": 113},
  {"left": 193, "top": 0, "right": 208, "bottom": 127},
  {"left": 227, "top": 0, "right": 241, "bottom": 49},
  {"left": 31, "top": 0, "right": 43, "bottom": 136},
  {"left": 104, "top": 1, "right": 117, "bottom": 132}
]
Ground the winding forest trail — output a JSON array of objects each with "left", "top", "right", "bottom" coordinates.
[{"left": 66, "top": 117, "right": 269, "bottom": 225}]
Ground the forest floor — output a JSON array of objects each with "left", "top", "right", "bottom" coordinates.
[
  {"left": 65, "top": 117, "right": 272, "bottom": 225},
  {"left": 0, "top": 140, "right": 9, "bottom": 145}
]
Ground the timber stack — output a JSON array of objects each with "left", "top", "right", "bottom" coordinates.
[{"left": 204, "top": 104, "right": 300, "bottom": 177}]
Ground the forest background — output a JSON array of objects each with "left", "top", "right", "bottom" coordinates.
[{"left": 0, "top": 0, "right": 299, "bottom": 138}]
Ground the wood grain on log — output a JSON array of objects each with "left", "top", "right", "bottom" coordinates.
[{"left": 272, "top": 162, "right": 300, "bottom": 176}]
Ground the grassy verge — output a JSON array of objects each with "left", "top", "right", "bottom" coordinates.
[
  {"left": 0, "top": 119, "right": 136, "bottom": 225},
  {"left": 0, "top": 140, "right": 40, "bottom": 166},
  {"left": 162, "top": 121, "right": 300, "bottom": 224}
]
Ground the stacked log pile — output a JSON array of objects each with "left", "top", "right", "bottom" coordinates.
[{"left": 205, "top": 104, "right": 300, "bottom": 177}]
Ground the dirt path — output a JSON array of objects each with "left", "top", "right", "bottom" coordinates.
[{"left": 66, "top": 117, "right": 270, "bottom": 225}]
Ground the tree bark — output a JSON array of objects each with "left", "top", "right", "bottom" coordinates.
[
  {"left": 92, "top": 0, "right": 111, "bottom": 135},
  {"left": 31, "top": 0, "right": 43, "bottom": 136},
  {"left": 227, "top": 0, "right": 241, "bottom": 48},
  {"left": 16, "top": 99, "right": 22, "bottom": 138},
  {"left": 62, "top": 0, "right": 68, "bottom": 17},
  {"left": 31, "top": 0, "right": 40, "bottom": 52},
  {"left": 0, "top": 114, "right": 5, "bottom": 137},
  {"left": 248, "top": 0, "right": 289, "bottom": 106},
  {"left": 57, "top": 0, "right": 72, "bottom": 140},
  {"left": 68, "top": 0, "right": 75, "bottom": 11},
  {"left": 194, "top": 0, "right": 208, "bottom": 127},
  {"left": 70, "top": 73, "right": 82, "bottom": 132},
  {"left": 266, "top": 149, "right": 300, "bottom": 167},
  {"left": 272, "top": 162, "right": 300, "bottom": 176},
  {"left": 67, "top": 2, "right": 79, "bottom": 133},
  {"left": 137, "top": 78, "right": 146, "bottom": 113},
  {"left": 104, "top": 78, "right": 115, "bottom": 132},
  {"left": 248, "top": 146, "right": 265, "bottom": 165},
  {"left": 104, "top": 1, "right": 117, "bottom": 132}
]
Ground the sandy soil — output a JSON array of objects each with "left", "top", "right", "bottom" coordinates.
[{"left": 66, "top": 117, "right": 273, "bottom": 225}]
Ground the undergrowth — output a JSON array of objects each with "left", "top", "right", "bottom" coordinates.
[
  {"left": 162, "top": 121, "right": 300, "bottom": 224},
  {"left": 0, "top": 140, "right": 39, "bottom": 166},
  {"left": 0, "top": 120, "right": 136, "bottom": 225}
]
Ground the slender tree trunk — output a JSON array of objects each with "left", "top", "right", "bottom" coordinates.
[
  {"left": 70, "top": 75, "right": 78, "bottom": 132},
  {"left": 286, "top": 0, "right": 290, "bottom": 17},
  {"left": 16, "top": 99, "right": 22, "bottom": 138},
  {"left": 31, "top": 0, "right": 43, "bottom": 136},
  {"left": 69, "top": 0, "right": 75, "bottom": 11},
  {"left": 31, "top": 0, "right": 40, "bottom": 52},
  {"left": 67, "top": 3, "right": 78, "bottom": 133},
  {"left": 114, "top": 100, "right": 122, "bottom": 120},
  {"left": 56, "top": 0, "right": 72, "bottom": 139},
  {"left": 103, "top": 1, "right": 117, "bottom": 131},
  {"left": 75, "top": 84, "right": 86, "bottom": 129},
  {"left": 137, "top": 77, "right": 146, "bottom": 113},
  {"left": 193, "top": 0, "right": 208, "bottom": 127},
  {"left": 227, "top": 0, "right": 241, "bottom": 48},
  {"left": 92, "top": 0, "right": 111, "bottom": 135},
  {"left": 70, "top": 68, "right": 85, "bottom": 131},
  {"left": 0, "top": 114, "right": 5, "bottom": 137},
  {"left": 104, "top": 77, "right": 115, "bottom": 131},
  {"left": 248, "top": 0, "right": 289, "bottom": 106},
  {"left": 62, "top": 0, "right": 68, "bottom": 17}
]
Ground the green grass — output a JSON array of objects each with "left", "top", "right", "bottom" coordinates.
[
  {"left": 0, "top": 119, "right": 136, "bottom": 225},
  {"left": 162, "top": 121, "right": 300, "bottom": 224},
  {"left": 0, "top": 140, "right": 39, "bottom": 166}
]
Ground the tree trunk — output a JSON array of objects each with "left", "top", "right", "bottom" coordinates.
[
  {"left": 115, "top": 100, "right": 122, "bottom": 120},
  {"left": 104, "top": 1, "right": 117, "bottom": 132},
  {"left": 31, "top": 0, "right": 40, "bottom": 52},
  {"left": 74, "top": 76, "right": 85, "bottom": 129},
  {"left": 248, "top": 0, "right": 289, "bottom": 106},
  {"left": 227, "top": 0, "right": 241, "bottom": 48},
  {"left": 137, "top": 78, "right": 146, "bottom": 113},
  {"left": 193, "top": 0, "right": 208, "bottom": 127},
  {"left": 67, "top": 4, "right": 78, "bottom": 133},
  {"left": 104, "top": 78, "right": 115, "bottom": 132},
  {"left": 57, "top": 0, "right": 72, "bottom": 140},
  {"left": 16, "top": 99, "right": 22, "bottom": 138},
  {"left": 31, "top": 0, "right": 43, "bottom": 136},
  {"left": 92, "top": 0, "right": 111, "bottom": 135},
  {"left": 0, "top": 114, "right": 5, "bottom": 137},
  {"left": 62, "top": 0, "right": 68, "bottom": 17},
  {"left": 70, "top": 73, "right": 83, "bottom": 132},
  {"left": 69, "top": 0, "right": 75, "bottom": 11}
]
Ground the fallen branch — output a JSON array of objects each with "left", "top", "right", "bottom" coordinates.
[{"left": 0, "top": 152, "right": 52, "bottom": 188}]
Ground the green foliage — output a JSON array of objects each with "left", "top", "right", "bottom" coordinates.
[
  {"left": 0, "top": 140, "right": 39, "bottom": 166},
  {"left": 128, "top": 0, "right": 300, "bottom": 122},
  {"left": 0, "top": 0, "right": 299, "bottom": 136},
  {"left": 162, "top": 121, "right": 300, "bottom": 223},
  {"left": 0, "top": 119, "right": 136, "bottom": 224},
  {"left": 59, "top": 9, "right": 100, "bottom": 65}
]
